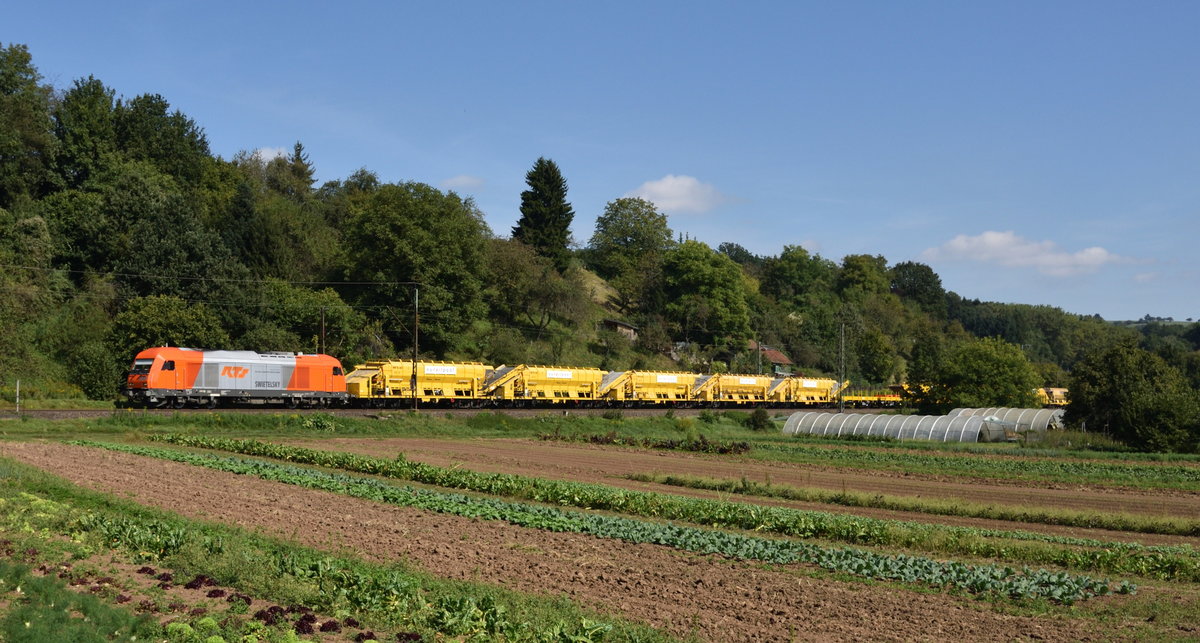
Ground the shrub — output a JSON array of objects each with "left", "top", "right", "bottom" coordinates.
[{"left": 745, "top": 407, "right": 774, "bottom": 431}]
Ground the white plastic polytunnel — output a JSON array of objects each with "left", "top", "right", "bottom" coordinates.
[
  {"left": 946, "top": 408, "right": 1065, "bottom": 434},
  {"left": 781, "top": 412, "right": 1008, "bottom": 443}
]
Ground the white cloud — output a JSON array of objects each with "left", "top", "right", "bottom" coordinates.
[
  {"left": 252, "top": 147, "right": 288, "bottom": 162},
  {"left": 625, "top": 174, "right": 727, "bottom": 214},
  {"left": 440, "top": 174, "right": 485, "bottom": 191},
  {"left": 1133, "top": 272, "right": 1157, "bottom": 283},
  {"left": 921, "top": 230, "right": 1130, "bottom": 277}
]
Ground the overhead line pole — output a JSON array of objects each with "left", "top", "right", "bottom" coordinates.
[
  {"left": 838, "top": 322, "right": 845, "bottom": 414},
  {"left": 411, "top": 285, "right": 419, "bottom": 412}
]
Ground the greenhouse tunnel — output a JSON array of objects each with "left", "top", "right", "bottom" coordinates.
[{"left": 781, "top": 412, "right": 1008, "bottom": 443}]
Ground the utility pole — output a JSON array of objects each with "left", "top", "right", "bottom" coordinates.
[
  {"left": 411, "top": 286, "right": 419, "bottom": 411},
  {"left": 319, "top": 307, "right": 326, "bottom": 355},
  {"left": 14, "top": 379, "right": 19, "bottom": 415},
  {"left": 838, "top": 322, "right": 845, "bottom": 413}
]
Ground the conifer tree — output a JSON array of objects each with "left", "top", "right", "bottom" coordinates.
[{"left": 512, "top": 157, "right": 573, "bottom": 271}]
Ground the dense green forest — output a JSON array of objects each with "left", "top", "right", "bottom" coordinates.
[{"left": 1, "top": 43, "right": 1198, "bottom": 449}]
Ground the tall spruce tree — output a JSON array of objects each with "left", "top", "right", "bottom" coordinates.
[{"left": 512, "top": 157, "right": 573, "bottom": 271}]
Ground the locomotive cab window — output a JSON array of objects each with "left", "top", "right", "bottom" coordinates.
[
  {"left": 130, "top": 359, "right": 153, "bottom": 374},
  {"left": 162, "top": 360, "right": 176, "bottom": 371},
  {"left": 332, "top": 366, "right": 343, "bottom": 376}
]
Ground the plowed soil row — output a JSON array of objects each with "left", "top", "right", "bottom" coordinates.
[
  {"left": 0, "top": 442, "right": 1121, "bottom": 642},
  {"left": 283, "top": 437, "right": 1200, "bottom": 547}
]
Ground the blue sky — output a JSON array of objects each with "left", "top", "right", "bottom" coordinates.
[{"left": 10, "top": 1, "right": 1199, "bottom": 321}]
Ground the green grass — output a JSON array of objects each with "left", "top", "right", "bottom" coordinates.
[
  {"left": 747, "top": 442, "right": 1200, "bottom": 490},
  {"left": 0, "top": 398, "right": 116, "bottom": 410},
  {"left": 628, "top": 471, "right": 1200, "bottom": 536},
  {"left": 0, "top": 457, "right": 673, "bottom": 643}
]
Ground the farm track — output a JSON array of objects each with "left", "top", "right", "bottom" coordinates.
[
  {"left": 0, "top": 441, "right": 1111, "bottom": 642},
  {"left": 284, "top": 437, "right": 1200, "bottom": 547}
]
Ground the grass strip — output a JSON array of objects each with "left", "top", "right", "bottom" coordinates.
[
  {"left": 628, "top": 472, "right": 1200, "bottom": 536},
  {"left": 751, "top": 443, "right": 1200, "bottom": 490},
  {"left": 0, "top": 459, "right": 660, "bottom": 643},
  {"left": 75, "top": 439, "right": 1138, "bottom": 604},
  {"left": 773, "top": 431, "right": 1200, "bottom": 463}
]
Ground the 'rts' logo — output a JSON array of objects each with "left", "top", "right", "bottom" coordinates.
[{"left": 221, "top": 366, "right": 249, "bottom": 378}]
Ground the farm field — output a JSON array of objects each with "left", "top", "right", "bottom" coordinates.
[
  {"left": 283, "top": 437, "right": 1200, "bottom": 539},
  {"left": 0, "top": 411, "right": 1198, "bottom": 641}
]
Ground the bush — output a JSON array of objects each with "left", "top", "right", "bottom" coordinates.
[
  {"left": 73, "top": 341, "right": 120, "bottom": 400},
  {"left": 745, "top": 407, "right": 774, "bottom": 431}
]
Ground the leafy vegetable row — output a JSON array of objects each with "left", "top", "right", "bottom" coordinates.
[
  {"left": 1, "top": 489, "right": 623, "bottom": 642},
  {"left": 628, "top": 472, "right": 1200, "bottom": 537},
  {"left": 75, "top": 440, "right": 1132, "bottom": 604}
]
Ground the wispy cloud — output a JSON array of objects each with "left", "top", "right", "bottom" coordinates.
[
  {"left": 625, "top": 175, "right": 727, "bottom": 214},
  {"left": 440, "top": 174, "right": 485, "bottom": 191},
  {"left": 252, "top": 147, "right": 288, "bottom": 162},
  {"left": 921, "top": 230, "right": 1132, "bottom": 276}
]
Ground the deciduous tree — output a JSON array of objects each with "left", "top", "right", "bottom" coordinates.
[
  {"left": 1066, "top": 338, "right": 1199, "bottom": 452},
  {"left": 662, "top": 240, "right": 751, "bottom": 346},
  {"left": 346, "top": 182, "right": 490, "bottom": 354},
  {"left": 0, "top": 42, "right": 59, "bottom": 208},
  {"left": 908, "top": 336, "right": 1040, "bottom": 414},
  {"left": 889, "top": 261, "right": 947, "bottom": 318}
]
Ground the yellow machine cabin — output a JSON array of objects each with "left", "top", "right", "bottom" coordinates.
[
  {"left": 1036, "top": 387, "right": 1069, "bottom": 407},
  {"left": 788, "top": 377, "right": 847, "bottom": 405}
]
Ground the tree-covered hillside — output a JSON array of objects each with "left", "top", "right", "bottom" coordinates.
[{"left": 1, "top": 42, "right": 1198, "bottom": 449}]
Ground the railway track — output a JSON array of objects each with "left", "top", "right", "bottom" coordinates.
[{"left": 2, "top": 406, "right": 895, "bottom": 421}]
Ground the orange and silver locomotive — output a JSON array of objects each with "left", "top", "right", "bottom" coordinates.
[{"left": 122, "top": 347, "right": 349, "bottom": 408}]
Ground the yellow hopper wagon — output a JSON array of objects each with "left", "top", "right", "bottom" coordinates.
[
  {"left": 716, "top": 374, "right": 774, "bottom": 405},
  {"left": 346, "top": 360, "right": 490, "bottom": 407},
  {"left": 482, "top": 364, "right": 605, "bottom": 406},
  {"left": 599, "top": 370, "right": 705, "bottom": 406}
]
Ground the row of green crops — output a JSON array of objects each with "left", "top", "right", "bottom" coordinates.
[
  {"left": 71, "top": 440, "right": 1133, "bottom": 605},
  {"left": 753, "top": 443, "right": 1200, "bottom": 490},
  {"left": 138, "top": 434, "right": 1200, "bottom": 580},
  {"left": 538, "top": 432, "right": 751, "bottom": 454},
  {"left": 0, "top": 485, "right": 639, "bottom": 642},
  {"left": 0, "top": 558, "right": 163, "bottom": 642},
  {"left": 627, "top": 472, "right": 1200, "bottom": 536}
]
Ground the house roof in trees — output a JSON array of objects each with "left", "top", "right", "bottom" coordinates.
[{"left": 748, "top": 341, "right": 793, "bottom": 365}]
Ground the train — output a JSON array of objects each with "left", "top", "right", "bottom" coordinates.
[
  {"left": 122, "top": 347, "right": 869, "bottom": 409},
  {"left": 121, "top": 347, "right": 1068, "bottom": 410},
  {"left": 122, "top": 347, "right": 349, "bottom": 408}
]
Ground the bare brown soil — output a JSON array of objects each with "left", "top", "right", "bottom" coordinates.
[
  {"left": 284, "top": 437, "right": 1200, "bottom": 548},
  {"left": 0, "top": 441, "right": 1138, "bottom": 642}
]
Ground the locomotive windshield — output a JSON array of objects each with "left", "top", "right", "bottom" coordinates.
[{"left": 130, "top": 359, "right": 153, "bottom": 374}]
